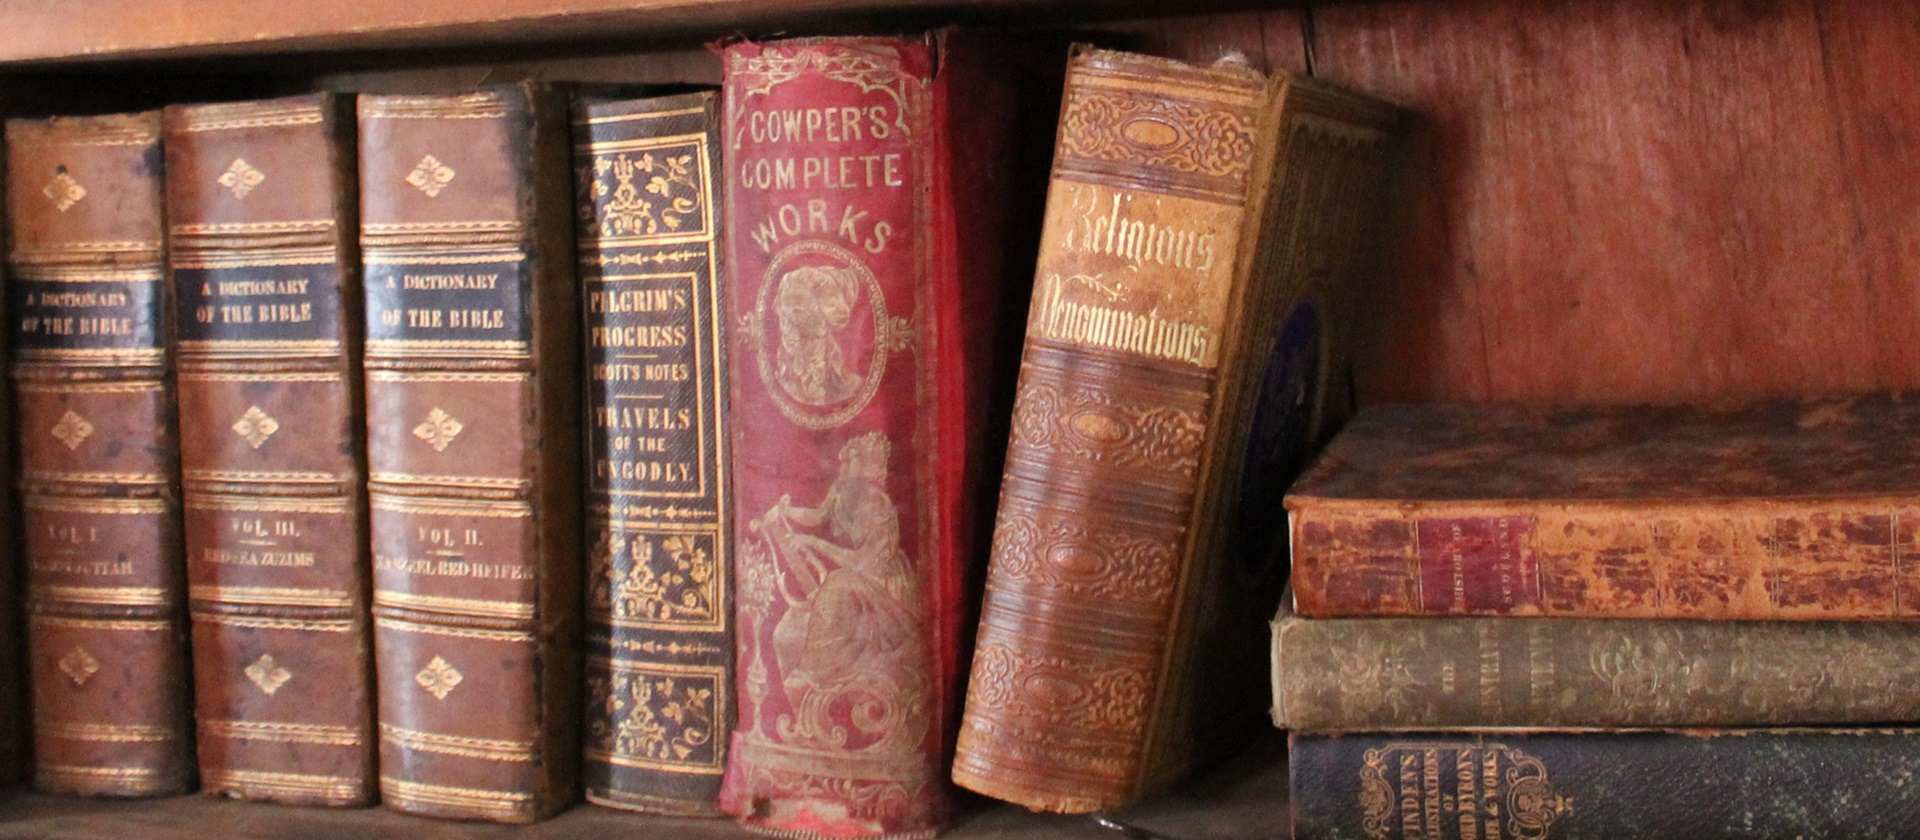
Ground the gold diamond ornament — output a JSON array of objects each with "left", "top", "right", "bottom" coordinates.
[
  {"left": 218, "top": 158, "right": 266, "bottom": 199},
  {"left": 412, "top": 408, "right": 463, "bottom": 452},
  {"left": 42, "top": 169, "right": 86, "bottom": 211},
  {"left": 59, "top": 646, "right": 99, "bottom": 686},
  {"left": 50, "top": 410, "right": 94, "bottom": 451},
  {"left": 406, "top": 155, "right": 456, "bottom": 197},
  {"left": 416, "top": 656, "right": 462, "bottom": 699},
  {"left": 232, "top": 405, "right": 280, "bottom": 449},
  {"left": 244, "top": 653, "right": 292, "bottom": 696}
]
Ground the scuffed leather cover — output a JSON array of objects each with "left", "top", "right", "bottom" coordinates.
[
  {"left": 716, "top": 34, "right": 1037, "bottom": 838},
  {"left": 5, "top": 112, "right": 193, "bottom": 797},
  {"left": 574, "top": 90, "right": 734, "bottom": 816},
  {"left": 1272, "top": 598, "right": 1920, "bottom": 729},
  {"left": 952, "top": 48, "right": 1402, "bottom": 812},
  {"left": 1290, "top": 396, "right": 1920, "bottom": 619},
  {"left": 165, "top": 94, "right": 374, "bottom": 806},
  {"left": 1291, "top": 729, "right": 1920, "bottom": 840},
  {"left": 359, "top": 85, "right": 581, "bottom": 822}
]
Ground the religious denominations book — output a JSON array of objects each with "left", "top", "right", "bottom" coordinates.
[
  {"left": 6, "top": 112, "right": 193, "bottom": 797},
  {"left": 359, "top": 85, "right": 582, "bottom": 822},
  {"left": 951, "top": 48, "right": 1403, "bottom": 813},
  {"left": 1290, "top": 729, "right": 1920, "bottom": 840},
  {"left": 573, "top": 89, "right": 734, "bottom": 815},
  {"left": 1289, "top": 395, "right": 1920, "bottom": 620},
  {"left": 716, "top": 33, "right": 1056, "bottom": 838},
  {"left": 1271, "top": 597, "right": 1920, "bottom": 730},
  {"left": 165, "top": 94, "right": 375, "bottom": 806}
]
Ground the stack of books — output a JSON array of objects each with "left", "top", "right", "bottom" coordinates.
[{"left": 1277, "top": 396, "right": 1920, "bottom": 838}]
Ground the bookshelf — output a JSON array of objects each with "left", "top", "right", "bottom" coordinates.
[{"left": 2, "top": 0, "right": 1911, "bottom": 835}]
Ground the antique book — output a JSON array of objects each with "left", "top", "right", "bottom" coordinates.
[
  {"left": 359, "top": 85, "right": 581, "bottom": 822},
  {"left": 951, "top": 48, "right": 1403, "bottom": 812},
  {"left": 6, "top": 112, "right": 193, "bottom": 797},
  {"left": 573, "top": 90, "right": 734, "bottom": 815},
  {"left": 716, "top": 34, "right": 1054, "bottom": 838},
  {"left": 1291, "top": 729, "right": 1920, "bottom": 840},
  {"left": 1290, "top": 395, "right": 1920, "bottom": 620},
  {"left": 164, "top": 94, "right": 374, "bottom": 806},
  {"left": 0, "top": 173, "right": 23, "bottom": 791},
  {"left": 1272, "top": 597, "right": 1920, "bottom": 730}
]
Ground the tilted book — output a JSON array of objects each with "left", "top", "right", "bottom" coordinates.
[
  {"left": 359, "top": 85, "right": 582, "bottom": 822},
  {"left": 1290, "top": 395, "right": 1920, "bottom": 620},
  {"left": 6, "top": 112, "right": 193, "bottom": 797},
  {"left": 165, "top": 93, "right": 375, "bottom": 806},
  {"left": 716, "top": 33, "right": 1052, "bottom": 838},
  {"left": 1272, "top": 597, "right": 1920, "bottom": 730},
  {"left": 1291, "top": 729, "right": 1920, "bottom": 840},
  {"left": 952, "top": 48, "right": 1402, "bottom": 812},
  {"left": 573, "top": 89, "right": 734, "bottom": 815}
]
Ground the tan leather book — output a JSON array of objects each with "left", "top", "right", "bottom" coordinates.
[
  {"left": 573, "top": 90, "right": 734, "bottom": 816},
  {"left": 5, "top": 111, "right": 193, "bottom": 797},
  {"left": 358, "top": 85, "right": 581, "bottom": 822},
  {"left": 952, "top": 48, "right": 1402, "bottom": 812},
  {"left": 164, "top": 93, "right": 374, "bottom": 806}
]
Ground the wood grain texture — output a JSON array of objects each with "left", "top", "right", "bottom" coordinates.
[{"left": 1314, "top": 0, "right": 1886, "bottom": 406}]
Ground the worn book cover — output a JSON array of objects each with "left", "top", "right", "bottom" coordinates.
[
  {"left": 1292, "top": 729, "right": 1920, "bottom": 840},
  {"left": 165, "top": 93, "right": 374, "bottom": 806},
  {"left": 952, "top": 48, "right": 1402, "bottom": 813},
  {"left": 1290, "top": 395, "right": 1920, "bottom": 620},
  {"left": 359, "top": 85, "right": 581, "bottom": 822},
  {"left": 6, "top": 112, "right": 193, "bottom": 797},
  {"left": 574, "top": 89, "right": 734, "bottom": 816},
  {"left": 715, "top": 33, "right": 1054, "bottom": 838}
]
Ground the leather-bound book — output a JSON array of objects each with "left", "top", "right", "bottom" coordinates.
[
  {"left": 573, "top": 90, "right": 733, "bottom": 816},
  {"left": 952, "top": 48, "right": 1403, "bottom": 813},
  {"left": 164, "top": 94, "right": 374, "bottom": 806},
  {"left": 716, "top": 33, "right": 1053, "bottom": 838},
  {"left": 5, "top": 112, "right": 193, "bottom": 797},
  {"left": 0, "top": 166, "right": 24, "bottom": 791},
  {"left": 1291, "top": 729, "right": 1920, "bottom": 840},
  {"left": 1290, "top": 396, "right": 1920, "bottom": 620},
  {"left": 358, "top": 85, "right": 581, "bottom": 822}
]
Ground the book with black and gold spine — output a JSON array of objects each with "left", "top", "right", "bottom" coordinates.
[
  {"left": 573, "top": 90, "right": 733, "bottom": 815},
  {"left": 359, "top": 85, "right": 582, "bottom": 822},
  {"left": 953, "top": 48, "right": 1402, "bottom": 812},
  {"left": 6, "top": 111, "right": 194, "bottom": 797},
  {"left": 165, "top": 93, "right": 374, "bottom": 806}
]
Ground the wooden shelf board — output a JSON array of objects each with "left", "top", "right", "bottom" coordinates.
[{"left": 0, "top": 730, "right": 1286, "bottom": 839}]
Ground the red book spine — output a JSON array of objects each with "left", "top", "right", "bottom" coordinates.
[{"left": 716, "top": 34, "right": 1031, "bottom": 838}]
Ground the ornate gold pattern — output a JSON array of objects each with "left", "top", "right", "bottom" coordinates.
[
  {"left": 412, "top": 407, "right": 464, "bottom": 451},
  {"left": 380, "top": 776, "right": 534, "bottom": 818},
  {"left": 205, "top": 768, "right": 364, "bottom": 800},
  {"left": 965, "top": 643, "right": 1150, "bottom": 739},
  {"left": 584, "top": 146, "right": 702, "bottom": 236},
  {"left": 50, "top": 410, "right": 94, "bottom": 451},
  {"left": 218, "top": 157, "right": 266, "bottom": 198},
  {"left": 1357, "top": 742, "right": 1573, "bottom": 840},
  {"left": 59, "top": 646, "right": 99, "bottom": 686},
  {"left": 245, "top": 653, "right": 293, "bottom": 696},
  {"left": 202, "top": 719, "right": 363, "bottom": 746},
  {"left": 415, "top": 656, "right": 463, "bottom": 699},
  {"left": 380, "top": 724, "right": 533, "bottom": 762},
  {"left": 231, "top": 405, "right": 280, "bottom": 449},
  {"left": 42, "top": 169, "right": 86, "bottom": 211},
  {"left": 1009, "top": 380, "right": 1205, "bottom": 478},
  {"left": 589, "top": 531, "right": 717, "bottom": 627},
  {"left": 1058, "top": 87, "right": 1256, "bottom": 187},
  {"left": 989, "top": 508, "right": 1178, "bottom": 604},
  {"left": 405, "top": 154, "right": 456, "bottom": 197},
  {"left": 586, "top": 667, "right": 720, "bottom": 770}
]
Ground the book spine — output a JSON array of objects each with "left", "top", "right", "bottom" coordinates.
[
  {"left": 717, "top": 34, "right": 1024, "bottom": 838},
  {"left": 1273, "top": 609, "right": 1920, "bottom": 729},
  {"left": 0, "top": 158, "right": 24, "bottom": 791},
  {"left": 951, "top": 49, "right": 1271, "bottom": 813},
  {"left": 1289, "top": 498, "right": 1920, "bottom": 619},
  {"left": 1291, "top": 729, "right": 1920, "bottom": 840},
  {"left": 359, "top": 86, "right": 581, "bottom": 822},
  {"left": 165, "top": 94, "right": 374, "bottom": 806},
  {"left": 5, "top": 112, "right": 193, "bottom": 797},
  {"left": 573, "top": 90, "right": 733, "bottom": 816}
]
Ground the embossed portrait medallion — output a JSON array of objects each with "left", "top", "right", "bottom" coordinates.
[{"left": 751, "top": 239, "right": 894, "bottom": 429}]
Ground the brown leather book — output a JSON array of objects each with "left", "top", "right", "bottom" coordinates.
[
  {"left": 0, "top": 163, "right": 25, "bottom": 791},
  {"left": 164, "top": 94, "right": 374, "bottom": 806},
  {"left": 952, "top": 48, "right": 1402, "bottom": 812},
  {"left": 573, "top": 90, "right": 733, "bottom": 815},
  {"left": 1289, "top": 396, "right": 1920, "bottom": 620},
  {"left": 358, "top": 85, "right": 581, "bottom": 822},
  {"left": 5, "top": 112, "right": 193, "bottom": 797}
]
